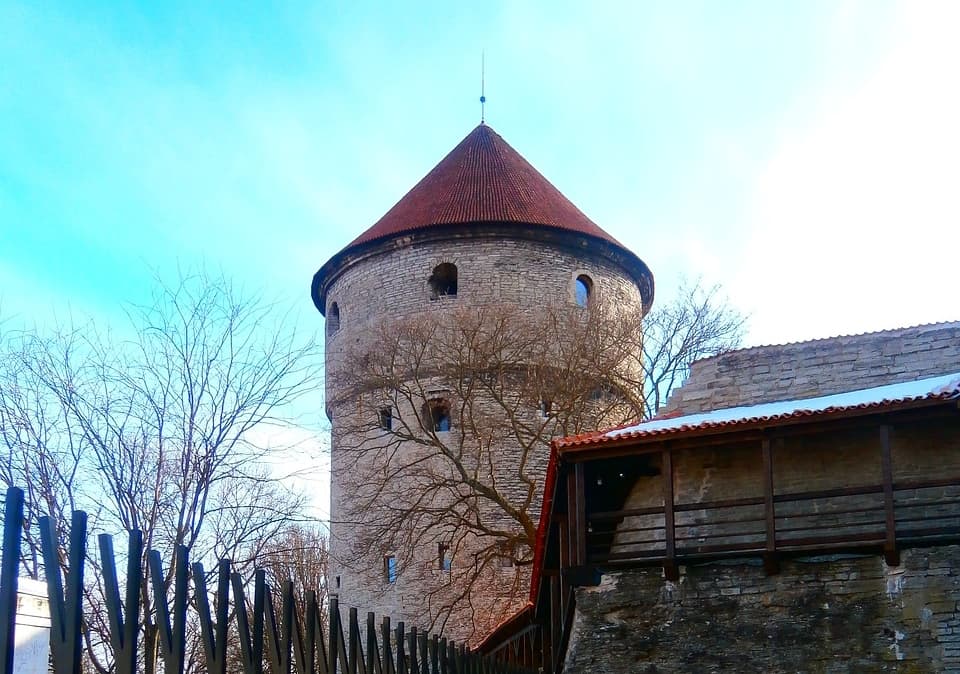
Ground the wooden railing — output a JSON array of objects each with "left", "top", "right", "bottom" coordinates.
[
  {"left": 0, "top": 486, "right": 536, "bottom": 674},
  {"left": 586, "top": 477, "right": 960, "bottom": 569}
]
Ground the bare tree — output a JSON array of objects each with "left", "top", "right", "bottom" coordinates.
[
  {"left": 0, "top": 272, "right": 323, "bottom": 674},
  {"left": 259, "top": 524, "right": 329, "bottom": 620},
  {"left": 329, "top": 281, "right": 745, "bottom": 639},
  {"left": 330, "top": 299, "right": 647, "bottom": 639},
  {"left": 641, "top": 278, "right": 747, "bottom": 417}
]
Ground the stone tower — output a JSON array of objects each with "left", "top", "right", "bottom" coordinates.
[{"left": 311, "top": 123, "right": 654, "bottom": 638}]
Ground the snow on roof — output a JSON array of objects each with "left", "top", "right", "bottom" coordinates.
[{"left": 599, "top": 370, "right": 960, "bottom": 442}]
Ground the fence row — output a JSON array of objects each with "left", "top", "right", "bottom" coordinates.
[{"left": 0, "top": 487, "right": 535, "bottom": 674}]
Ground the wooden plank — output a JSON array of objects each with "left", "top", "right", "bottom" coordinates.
[
  {"left": 662, "top": 447, "right": 678, "bottom": 580},
  {"left": 367, "top": 613, "right": 381, "bottom": 674},
  {"left": 880, "top": 424, "right": 900, "bottom": 566},
  {"left": 95, "top": 532, "right": 142, "bottom": 674},
  {"left": 0, "top": 488, "right": 23, "bottom": 674},
  {"left": 566, "top": 464, "right": 587, "bottom": 568},
  {"left": 328, "top": 596, "right": 341, "bottom": 674},
  {"left": 762, "top": 438, "right": 779, "bottom": 574},
  {"left": 40, "top": 510, "right": 87, "bottom": 674},
  {"left": 193, "top": 559, "right": 230, "bottom": 674},
  {"left": 148, "top": 546, "right": 189, "bottom": 674}
]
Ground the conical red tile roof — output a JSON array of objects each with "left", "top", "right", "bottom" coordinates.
[
  {"left": 313, "top": 123, "right": 654, "bottom": 315},
  {"left": 348, "top": 123, "right": 624, "bottom": 248}
]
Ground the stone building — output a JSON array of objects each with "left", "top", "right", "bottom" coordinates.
[
  {"left": 480, "top": 321, "right": 960, "bottom": 672},
  {"left": 311, "top": 123, "right": 654, "bottom": 637}
]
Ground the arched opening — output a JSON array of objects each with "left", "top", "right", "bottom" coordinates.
[
  {"left": 422, "top": 398, "right": 451, "bottom": 432},
  {"left": 429, "top": 263, "right": 458, "bottom": 298},
  {"left": 574, "top": 275, "right": 592, "bottom": 308},
  {"left": 327, "top": 302, "right": 341, "bottom": 335}
]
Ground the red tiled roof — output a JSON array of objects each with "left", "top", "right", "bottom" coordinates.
[
  {"left": 556, "top": 371, "right": 960, "bottom": 452},
  {"left": 347, "top": 123, "right": 624, "bottom": 249}
]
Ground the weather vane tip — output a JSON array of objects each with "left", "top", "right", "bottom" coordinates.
[{"left": 480, "top": 51, "right": 486, "bottom": 123}]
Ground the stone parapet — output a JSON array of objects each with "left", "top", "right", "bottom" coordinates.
[{"left": 664, "top": 322, "right": 960, "bottom": 415}]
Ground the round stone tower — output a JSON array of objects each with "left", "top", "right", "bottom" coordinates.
[{"left": 311, "top": 123, "right": 654, "bottom": 638}]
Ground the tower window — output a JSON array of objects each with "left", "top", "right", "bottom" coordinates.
[
  {"left": 328, "top": 302, "right": 341, "bottom": 335},
  {"left": 429, "top": 263, "right": 458, "bottom": 298},
  {"left": 384, "top": 555, "right": 397, "bottom": 583},
  {"left": 539, "top": 399, "right": 554, "bottom": 417},
  {"left": 574, "top": 275, "right": 592, "bottom": 308},
  {"left": 378, "top": 407, "right": 393, "bottom": 431},
  {"left": 497, "top": 541, "right": 514, "bottom": 567},
  {"left": 422, "top": 399, "right": 451, "bottom": 432},
  {"left": 439, "top": 543, "right": 452, "bottom": 571}
]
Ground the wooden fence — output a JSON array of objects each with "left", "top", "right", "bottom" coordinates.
[{"left": 0, "top": 487, "right": 536, "bottom": 674}]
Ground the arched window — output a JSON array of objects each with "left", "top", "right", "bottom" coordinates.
[
  {"left": 574, "top": 275, "right": 592, "bottom": 308},
  {"left": 327, "top": 302, "right": 341, "bottom": 335},
  {"left": 429, "top": 263, "right": 458, "bottom": 298},
  {"left": 422, "top": 398, "right": 451, "bottom": 432}
]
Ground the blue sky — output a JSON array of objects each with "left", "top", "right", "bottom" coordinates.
[{"left": 2, "top": 1, "right": 958, "bottom": 343}]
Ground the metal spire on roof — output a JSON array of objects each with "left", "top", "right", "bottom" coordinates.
[{"left": 480, "top": 51, "right": 486, "bottom": 123}]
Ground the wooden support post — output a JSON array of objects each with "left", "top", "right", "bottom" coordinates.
[
  {"left": 880, "top": 425, "right": 900, "bottom": 566},
  {"left": 0, "top": 487, "right": 24, "bottom": 674},
  {"left": 762, "top": 437, "right": 780, "bottom": 575},
  {"left": 566, "top": 463, "right": 587, "bottom": 570},
  {"left": 661, "top": 447, "right": 679, "bottom": 581}
]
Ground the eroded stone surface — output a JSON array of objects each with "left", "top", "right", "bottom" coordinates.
[{"left": 566, "top": 547, "right": 960, "bottom": 673}]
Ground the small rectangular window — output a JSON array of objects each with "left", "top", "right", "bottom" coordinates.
[
  {"left": 439, "top": 543, "right": 452, "bottom": 571},
  {"left": 384, "top": 555, "right": 397, "bottom": 583},
  {"left": 378, "top": 407, "right": 393, "bottom": 431},
  {"left": 539, "top": 399, "right": 553, "bottom": 417},
  {"left": 497, "top": 542, "right": 514, "bottom": 568},
  {"left": 335, "top": 575, "right": 341, "bottom": 589}
]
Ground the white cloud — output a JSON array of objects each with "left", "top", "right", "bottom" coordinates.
[{"left": 733, "top": 1, "right": 960, "bottom": 345}]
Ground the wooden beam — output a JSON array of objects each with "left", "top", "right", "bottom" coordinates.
[
  {"left": 762, "top": 438, "right": 780, "bottom": 575},
  {"left": 880, "top": 425, "right": 900, "bottom": 566},
  {"left": 662, "top": 447, "right": 678, "bottom": 581},
  {"left": 566, "top": 463, "right": 587, "bottom": 569}
]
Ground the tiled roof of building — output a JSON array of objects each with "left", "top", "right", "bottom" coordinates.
[
  {"left": 347, "top": 123, "right": 624, "bottom": 249},
  {"left": 556, "top": 370, "right": 960, "bottom": 451}
]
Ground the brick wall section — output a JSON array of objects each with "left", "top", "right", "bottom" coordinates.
[
  {"left": 664, "top": 322, "right": 960, "bottom": 415},
  {"left": 566, "top": 546, "right": 960, "bottom": 673}
]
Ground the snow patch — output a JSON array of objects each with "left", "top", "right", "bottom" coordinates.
[{"left": 608, "top": 371, "right": 960, "bottom": 439}]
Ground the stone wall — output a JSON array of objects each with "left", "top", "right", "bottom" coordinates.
[
  {"left": 664, "top": 322, "right": 960, "bottom": 415},
  {"left": 566, "top": 546, "right": 960, "bottom": 673}
]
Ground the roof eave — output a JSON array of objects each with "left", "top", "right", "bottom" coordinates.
[{"left": 311, "top": 221, "right": 655, "bottom": 316}]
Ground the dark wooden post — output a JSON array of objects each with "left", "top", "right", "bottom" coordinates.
[
  {"left": 661, "top": 447, "right": 678, "bottom": 581},
  {"left": 565, "top": 463, "right": 587, "bottom": 572},
  {"left": 880, "top": 425, "right": 900, "bottom": 566},
  {"left": 762, "top": 437, "right": 780, "bottom": 575},
  {"left": 366, "top": 612, "right": 379, "bottom": 674},
  {"left": 149, "top": 546, "right": 189, "bottom": 674},
  {"left": 40, "top": 510, "right": 87, "bottom": 674},
  {"left": 99, "top": 531, "right": 143, "bottom": 674},
  {"left": 0, "top": 487, "right": 24, "bottom": 674}
]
